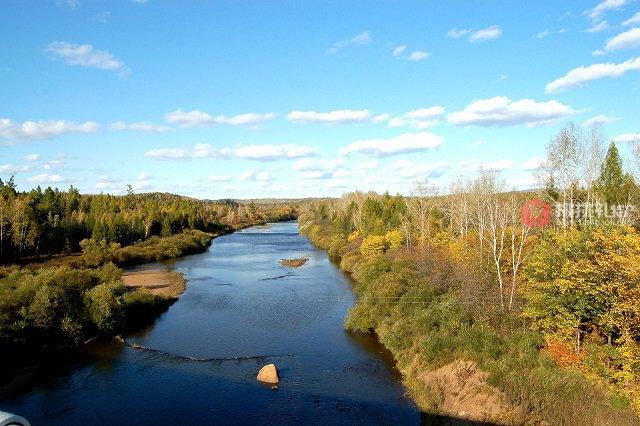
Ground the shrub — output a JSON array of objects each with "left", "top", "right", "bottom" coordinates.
[
  {"left": 384, "top": 229, "right": 404, "bottom": 248},
  {"left": 360, "top": 235, "right": 387, "bottom": 258}
]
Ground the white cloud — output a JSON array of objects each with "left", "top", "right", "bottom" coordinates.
[
  {"left": 390, "top": 159, "right": 450, "bottom": 179},
  {"left": 45, "top": 41, "right": 128, "bottom": 75},
  {"left": 536, "top": 30, "right": 550, "bottom": 39},
  {"left": 447, "top": 28, "right": 472, "bottom": 38},
  {"left": 408, "top": 50, "right": 429, "bottom": 62},
  {"left": 192, "top": 143, "right": 231, "bottom": 159},
  {"left": 239, "top": 169, "right": 272, "bottom": 182},
  {"left": 208, "top": 175, "right": 232, "bottom": 182},
  {"left": 392, "top": 45, "right": 407, "bottom": 56},
  {"left": 545, "top": 56, "right": 640, "bottom": 92},
  {"left": 144, "top": 148, "right": 190, "bottom": 160},
  {"left": 623, "top": 12, "right": 640, "bottom": 26},
  {"left": 327, "top": 31, "right": 372, "bottom": 54},
  {"left": 387, "top": 106, "right": 445, "bottom": 129},
  {"left": 521, "top": 156, "right": 546, "bottom": 170},
  {"left": 232, "top": 144, "right": 319, "bottom": 161},
  {"left": 293, "top": 157, "right": 345, "bottom": 172},
  {"left": 587, "top": 20, "right": 610, "bottom": 33},
  {"left": 605, "top": 27, "right": 640, "bottom": 51},
  {"left": 353, "top": 160, "right": 380, "bottom": 171},
  {"left": 586, "top": 0, "right": 629, "bottom": 20},
  {"left": 28, "top": 173, "right": 67, "bottom": 184},
  {"left": 581, "top": 114, "right": 620, "bottom": 127},
  {"left": 447, "top": 96, "right": 575, "bottom": 127},
  {"left": 339, "top": 132, "right": 442, "bottom": 157},
  {"left": 469, "top": 25, "right": 502, "bottom": 43},
  {"left": 0, "top": 164, "right": 30, "bottom": 174},
  {"left": 0, "top": 118, "right": 98, "bottom": 142},
  {"left": 216, "top": 112, "right": 276, "bottom": 126},
  {"left": 110, "top": 121, "right": 170, "bottom": 132},
  {"left": 614, "top": 132, "right": 640, "bottom": 142},
  {"left": 448, "top": 26, "right": 502, "bottom": 43},
  {"left": 165, "top": 109, "right": 212, "bottom": 127},
  {"left": 500, "top": 74, "right": 509, "bottom": 80},
  {"left": 287, "top": 109, "right": 371, "bottom": 124},
  {"left": 23, "top": 154, "right": 41, "bottom": 162},
  {"left": 95, "top": 175, "right": 120, "bottom": 190},
  {"left": 164, "top": 109, "right": 275, "bottom": 127},
  {"left": 138, "top": 172, "right": 152, "bottom": 180}
]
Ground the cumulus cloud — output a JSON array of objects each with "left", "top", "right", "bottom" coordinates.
[
  {"left": 387, "top": 106, "right": 445, "bottom": 129},
  {"left": 587, "top": 20, "right": 610, "bottom": 33},
  {"left": 521, "top": 156, "right": 546, "bottom": 170},
  {"left": 164, "top": 109, "right": 275, "bottom": 127},
  {"left": 232, "top": 144, "right": 319, "bottom": 161},
  {"left": 623, "top": 12, "right": 640, "bottom": 26},
  {"left": 339, "top": 132, "right": 442, "bottom": 157},
  {"left": 287, "top": 109, "right": 371, "bottom": 124},
  {"left": 605, "top": 27, "right": 640, "bottom": 51},
  {"left": 327, "top": 31, "right": 372, "bottom": 54},
  {"left": 447, "top": 26, "right": 502, "bottom": 42},
  {"left": 28, "top": 173, "right": 67, "bottom": 184},
  {"left": 389, "top": 159, "right": 450, "bottom": 179},
  {"left": 0, "top": 164, "right": 30, "bottom": 174},
  {"left": 392, "top": 45, "right": 407, "bottom": 56},
  {"left": 110, "top": 121, "right": 170, "bottom": 132},
  {"left": 95, "top": 174, "right": 120, "bottom": 190},
  {"left": 208, "top": 175, "right": 232, "bottom": 182},
  {"left": 545, "top": 56, "right": 640, "bottom": 92},
  {"left": 0, "top": 118, "right": 98, "bottom": 142},
  {"left": 144, "top": 148, "right": 190, "bottom": 160},
  {"left": 293, "top": 157, "right": 345, "bottom": 172},
  {"left": 447, "top": 28, "right": 473, "bottom": 38},
  {"left": 408, "top": 50, "right": 430, "bottom": 62},
  {"left": 23, "top": 154, "right": 41, "bottom": 162},
  {"left": 447, "top": 96, "right": 575, "bottom": 127},
  {"left": 160, "top": 143, "right": 318, "bottom": 161},
  {"left": 586, "top": 0, "right": 629, "bottom": 20},
  {"left": 469, "top": 25, "right": 503, "bottom": 42},
  {"left": 45, "top": 41, "right": 128, "bottom": 75},
  {"left": 239, "top": 169, "right": 273, "bottom": 182},
  {"left": 582, "top": 114, "right": 620, "bottom": 127},
  {"left": 614, "top": 133, "right": 640, "bottom": 142}
]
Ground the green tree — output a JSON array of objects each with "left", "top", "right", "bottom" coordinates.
[{"left": 596, "top": 141, "right": 625, "bottom": 204}]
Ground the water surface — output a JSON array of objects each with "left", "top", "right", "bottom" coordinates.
[{"left": 0, "top": 221, "right": 420, "bottom": 425}]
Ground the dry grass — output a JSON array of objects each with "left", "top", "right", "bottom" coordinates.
[{"left": 280, "top": 258, "right": 308, "bottom": 268}]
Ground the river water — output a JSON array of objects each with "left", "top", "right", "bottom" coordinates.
[{"left": 0, "top": 221, "right": 420, "bottom": 425}]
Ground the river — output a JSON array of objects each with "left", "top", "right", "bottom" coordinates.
[{"left": 0, "top": 221, "right": 420, "bottom": 425}]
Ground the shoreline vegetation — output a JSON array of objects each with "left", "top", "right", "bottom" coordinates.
[
  {"left": 0, "top": 185, "right": 299, "bottom": 355},
  {"left": 298, "top": 129, "right": 640, "bottom": 425}
]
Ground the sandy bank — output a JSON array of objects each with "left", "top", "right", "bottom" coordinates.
[{"left": 122, "top": 270, "right": 186, "bottom": 299}]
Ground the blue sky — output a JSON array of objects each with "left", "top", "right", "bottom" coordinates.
[{"left": 1, "top": 0, "right": 640, "bottom": 199}]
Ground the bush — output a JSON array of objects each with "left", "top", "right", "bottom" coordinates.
[
  {"left": 360, "top": 235, "right": 387, "bottom": 257},
  {"left": 384, "top": 229, "right": 404, "bottom": 248}
]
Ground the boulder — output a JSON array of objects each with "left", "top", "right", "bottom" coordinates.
[{"left": 257, "top": 363, "right": 279, "bottom": 383}]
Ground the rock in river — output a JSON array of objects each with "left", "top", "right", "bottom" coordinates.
[{"left": 257, "top": 363, "right": 279, "bottom": 384}]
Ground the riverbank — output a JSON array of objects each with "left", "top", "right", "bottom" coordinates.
[
  {"left": 298, "top": 213, "right": 639, "bottom": 425},
  {"left": 122, "top": 270, "right": 186, "bottom": 299}
]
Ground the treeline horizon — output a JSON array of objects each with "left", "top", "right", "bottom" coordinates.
[{"left": 0, "top": 180, "right": 297, "bottom": 263}]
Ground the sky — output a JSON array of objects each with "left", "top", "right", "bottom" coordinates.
[{"left": 1, "top": 0, "right": 640, "bottom": 199}]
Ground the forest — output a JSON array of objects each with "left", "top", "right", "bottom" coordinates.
[
  {"left": 0, "top": 185, "right": 297, "bottom": 351},
  {"left": 299, "top": 124, "right": 640, "bottom": 424}
]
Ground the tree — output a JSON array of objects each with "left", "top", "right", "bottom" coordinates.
[{"left": 596, "top": 141, "right": 625, "bottom": 205}]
